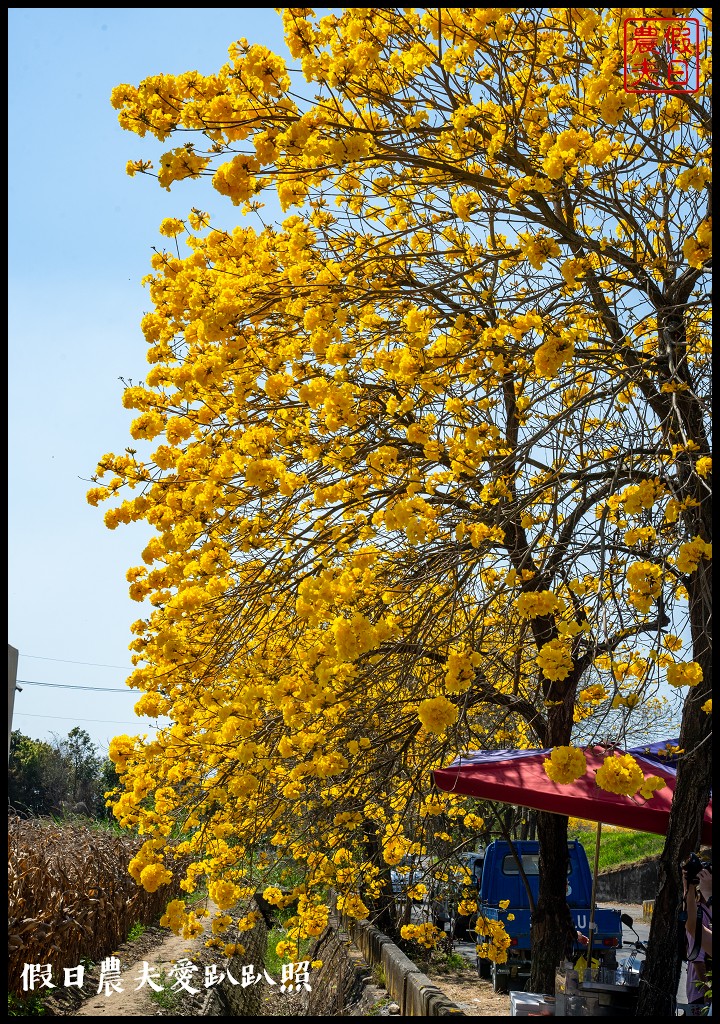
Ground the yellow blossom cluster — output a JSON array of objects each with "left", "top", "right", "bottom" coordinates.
[
  {"left": 626, "top": 561, "right": 663, "bottom": 614},
  {"left": 208, "top": 879, "right": 242, "bottom": 911},
  {"left": 620, "top": 480, "right": 663, "bottom": 515},
  {"left": 518, "top": 232, "right": 562, "bottom": 270},
  {"left": 417, "top": 696, "right": 458, "bottom": 735},
  {"left": 683, "top": 218, "right": 712, "bottom": 269},
  {"left": 93, "top": 7, "right": 710, "bottom": 952},
  {"left": 336, "top": 892, "right": 370, "bottom": 920},
  {"left": 517, "top": 590, "right": 559, "bottom": 618},
  {"left": 595, "top": 754, "right": 665, "bottom": 799},
  {"left": 458, "top": 898, "right": 478, "bottom": 916},
  {"left": 407, "top": 883, "right": 428, "bottom": 901},
  {"left": 138, "top": 863, "right": 173, "bottom": 892},
  {"left": 463, "top": 813, "right": 485, "bottom": 830},
  {"left": 666, "top": 661, "right": 704, "bottom": 688},
  {"left": 157, "top": 146, "right": 210, "bottom": 190},
  {"left": 534, "top": 335, "right": 574, "bottom": 378},
  {"left": 444, "top": 648, "right": 481, "bottom": 693},
  {"left": 624, "top": 527, "right": 656, "bottom": 547},
  {"left": 160, "top": 899, "right": 187, "bottom": 932},
  {"left": 158, "top": 217, "right": 185, "bottom": 237},
  {"left": 675, "top": 537, "right": 712, "bottom": 574},
  {"left": 543, "top": 746, "right": 587, "bottom": 784},
  {"left": 536, "top": 640, "right": 574, "bottom": 681},
  {"left": 476, "top": 916, "right": 512, "bottom": 964},
  {"left": 400, "top": 922, "right": 444, "bottom": 948},
  {"left": 577, "top": 684, "right": 607, "bottom": 706},
  {"left": 676, "top": 167, "right": 712, "bottom": 192}
]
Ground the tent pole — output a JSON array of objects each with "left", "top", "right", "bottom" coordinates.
[{"left": 587, "top": 821, "right": 601, "bottom": 969}]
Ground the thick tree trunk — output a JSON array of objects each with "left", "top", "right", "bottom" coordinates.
[
  {"left": 636, "top": 553, "right": 712, "bottom": 1015},
  {"left": 363, "top": 824, "right": 399, "bottom": 938},
  {"left": 635, "top": 731, "right": 711, "bottom": 1014},
  {"left": 529, "top": 810, "right": 576, "bottom": 994}
]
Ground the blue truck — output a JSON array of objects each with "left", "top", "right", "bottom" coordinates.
[{"left": 470, "top": 839, "right": 622, "bottom": 993}]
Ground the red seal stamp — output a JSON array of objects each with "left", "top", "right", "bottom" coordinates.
[{"left": 623, "top": 18, "right": 700, "bottom": 94}]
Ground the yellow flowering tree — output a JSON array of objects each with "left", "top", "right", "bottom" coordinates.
[{"left": 93, "top": 9, "right": 711, "bottom": 1008}]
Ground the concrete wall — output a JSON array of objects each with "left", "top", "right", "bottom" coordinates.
[
  {"left": 595, "top": 857, "right": 660, "bottom": 904},
  {"left": 344, "top": 918, "right": 466, "bottom": 1016},
  {"left": 303, "top": 913, "right": 467, "bottom": 1015}
]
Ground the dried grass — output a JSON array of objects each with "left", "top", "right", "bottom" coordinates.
[{"left": 8, "top": 815, "right": 183, "bottom": 995}]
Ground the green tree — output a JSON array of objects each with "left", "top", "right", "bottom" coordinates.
[
  {"left": 9, "top": 728, "right": 109, "bottom": 818},
  {"left": 98, "top": 756, "right": 123, "bottom": 819},
  {"left": 52, "top": 727, "right": 103, "bottom": 811},
  {"left": 8, "top": 731, "right": 63, "bottom": 816}
]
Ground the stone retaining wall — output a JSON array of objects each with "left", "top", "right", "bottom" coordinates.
[
  {"left": 301, "top": 916, "right": 374, "bottom": 1015},
  {"left": 595, "top": 857, "right": 660, "bottom": 904},
  {"left": 202, "top": 900, "right": 269, "bottom": 1016}
]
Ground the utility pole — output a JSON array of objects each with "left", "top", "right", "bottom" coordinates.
[{"left": 8, "top": 644, "right": 19, "bottom": 761}]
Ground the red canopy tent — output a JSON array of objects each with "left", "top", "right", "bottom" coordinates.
[
  {"left": 432, "top": 742, "right": 712, "bottom": 845},
  {"left": 433, "top": 740, "right": 711, "bottom": 987}
]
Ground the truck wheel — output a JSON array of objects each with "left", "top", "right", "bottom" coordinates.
[
  {"left": 477, "top": 957, "right": 491, "bottom": 979},
  {"left": 491, "top": 962, "right": 508, "bottom": 993}
]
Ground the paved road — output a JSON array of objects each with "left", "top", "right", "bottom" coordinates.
[{"left": 601, "top": 902, "right": 688, "bottom": 1008}]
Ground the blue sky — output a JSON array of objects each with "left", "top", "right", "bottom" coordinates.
[{"left": 8, "top": 9, "right": 291, "bottom": 753}]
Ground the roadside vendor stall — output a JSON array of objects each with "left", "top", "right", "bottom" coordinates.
[
  {"left": 554, "top": 961, "right": 641, "bottom": 1016},
  {"left": 433, "top": 740, "right": 712, "bottom": 1016}
]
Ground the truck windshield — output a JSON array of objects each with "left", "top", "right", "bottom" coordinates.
[{"left": 502, "top": 854, "right": 571, "bottom": 875}]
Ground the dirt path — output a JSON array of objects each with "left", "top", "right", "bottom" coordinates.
[
  {"left": 73, "top": 929, "right": 207, "bottom": 1016},
  {"left": 67, "top": 904, "right": 301, "bottom": 1018},
  {"left": 69, "top": 903, "right": 221, "bottom": 1018},
  {"left": 426, "top": 969, "right": 511, "bottom": 1015}
]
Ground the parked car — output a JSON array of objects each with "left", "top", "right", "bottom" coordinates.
[
  {"left": 430, "top": 849, "right": 485, "bottom": 938},
  {"left": 390, "top": 855, "right": 431, "bottom": 895}
]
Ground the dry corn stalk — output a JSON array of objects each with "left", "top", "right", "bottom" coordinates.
[{"left": 8, "top": 816, "right": 184, "bottom": 996}]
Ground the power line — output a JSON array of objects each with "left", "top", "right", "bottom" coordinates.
[
  {"left": 18, "top": 679, "right": 133, "bottom": 693},
  {"left": 14, "top": 712, "right": 164, "bottom": 727},
  {"left": 18, "top": 654, "right": 132, "bottom": 670}
]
